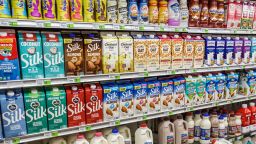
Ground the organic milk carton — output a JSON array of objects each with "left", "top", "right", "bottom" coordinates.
[
  {"left": 0, "top": 89, "right": 26, "bottom": 138},
  {"left": 215, "top": 37, "right": 225, "bottom": 66},
  {"left": 117, "top": 34, "right": 134, "bottom": 73},
  {"left": 146, "top": 78, "right": 161, "bottom": 113},
  {"left": 145, "top": 35, "right": 160, "bottom": 71},
  {"left": 132, "top": 34, "right": 147, "bottom": 72},
  {"left": 171, "top": 35, "right": 184, "bottom": 69},
  {"left": 239, "top": 70, "right": 256, "bottom": 96},
  {"left": 133, "top": 80, "right": 148, "bottom": 116},
  {"left": 158, "top": 35, "right": 172, "bottom": 70},
  {"left": 84, "top": 83, "right": 103, "bottom": 124},
  {"left": 183, "top": 35, "right": 194, "bottom": 69},
  {"left": 0, "top": 29, "right": 20, "bottom": 80},
  {"left": 102, "top": 83, "right": 119, "bottom": 121},
  {"left": 215, "top": 73, "right": 226, "bottom": 101},
  {"left": 251, "top": 37, "right": 256, "bottom": 63},
  {"left": 65, "top": 85, "right": 86, "bottom": 127},
  {"left": 205, "top": 74, "right": 216, "bottom": 103},
  {"left": 233, "top": 37, "right": 243, "bottom": 65},
  {"left": 45, "top": 86, "right": 67, "bottom": 131},
  {"left": 23, "top": 87, "right": 47, "bottom": 134},
  {"left": 242, "top": 37, "right": 251, "bottom": 64},
  {"left": 185, "top": 75, "right": 196, "bottom": 106},
  {"left": 42, "top": 32, "right": 65, "bottom": 78},
  {"left": 204, "top": 36, "right": 216, "bottom": 66},
  {"left": 194, "top": 36, "right": 205, "bottom": 68},
  {"left": 18, "top": 31, "right": 44, "bottom": 79},
  {"left": 159, "top": 78, "right": 173, "bottom": 111},
  {"left": 195, "top": 75, "right": 206, "bottom": 105},
  {"left": 224, "top": 37, "right": 234, "bottom": 65},
  {"left": 102, "top": 34, "right": 119, "bottom": 74},
  {"left": 172, "top": 77, "right": 185, "bottom": 108},
  {"left": 225, "top": 72, "right": 239, "bottom": 99},
  {"left": 118, "top": 82, "right": 134, "bottom": 118}
]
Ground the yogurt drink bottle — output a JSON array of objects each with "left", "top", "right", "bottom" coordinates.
[
  {"left": 107, "top": 128, "right": 125, "bottom": 144},
  {"left": 194, "top": 111, "right": 202, "bottom": 142},
  {"left": 200, "top": 113, "right": 211, "bottom": 144}
]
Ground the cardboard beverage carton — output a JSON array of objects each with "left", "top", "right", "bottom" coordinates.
[
  {"left": 239, "top": 70, "right": 256, "bottom": 96},
  {"left": 146, "top": 78, "right": 161, "bottom": 113},
  {"left": 205, "top": 74, "right": 216, "bottom": 103},
  {"left": 172, "top": 77, "right": 186, "bottom": 107},
  {"left": 170, "top": 35, "right": 184, "bottom": 69},
  {"left": 118, "top": 82, "right": 134, "bottom": 118},
  {"left": 41, "top": 32, "right": 65, "bottom": 78},
  {"left": 215, "top": 37, "right": 225, "bottom": 66},
  {"left": 204, "top": 36, "right": 216, "bottom": 66},
  {"left": 227, "top": 0, "right": 236, "bottom": 28},
  {"left": 159, "top": 78, "right": 173, "bottom": 111},
  {"left": 235, "top": 1, "right": 242, "bottom": 28},
  {"left": 65, "top": 85, "right": 86, "bottom": 127},
  {"left": 133, "top": 80, "right": 148, "bottom": 116},
  {"left": 195, "top": 75, "right": 206, "bottom": 105},
  {"left": 185, "top": 75, "right": 196, "bottom": 106},
  {"left": 225, "top": 72, "right": 239, "bottom": 99},
  {"left": 215, "top": 73, "right": 226, "bottom": 101},
  {"left": 18, "top": 31, "right": 44, "bottom": 79},
  {"left": 0, "top": 89, "right": 27, "bottom": 138},
  {"left": 132, "top": 34, "right": 147, "bottom": 72},
  {"left": 45, "top": 86, "right": 67, "bottom": 131},
  {"left": 145, "top": 35, "right": 160, "bottom": 71},
  {"left": 158, "top": 35, "right": 172, "bottom": 70},
  {"left": 63, "top": 32, "right": 84, "bottom": 76},
  {"left": 0, "top": 29, "right": 20, "bottom": 80},
  {"left": 193, "top": 36, "right": 205, "bottom": 68},
  {"left": 240, "top": 1, "right": 249, "bottom": 29},
  {"left": 242, "top": 37, "right": 251, "bottom": 64},
  {"left": 251, "top": 37, "right": 256, "bottom": 63},
  {"left": 183, "top": 35, "right": 194, "bottom": 69},
  {"left": 233, "top": 37, "right": 243, "bottom": 65},
  {"left": 85, "top": 83, "right": 103, "bottom": 124},
  {"left": 224, "top": 37, "right": 234, "bottom": 65}
]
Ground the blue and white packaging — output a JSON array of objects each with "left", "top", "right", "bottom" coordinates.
[
  {"left": 224, "top": 37, "right": 234, "bottom": 65},
  {"left": 215, "top": 37, "right": 225, "bottom": 66},
  {"left": 133, "top": 80, "right": 148, "bottom": 116},
  {"left": 205, "top": 74, "right": 216, "bottom": 103},
  {"left": 204, "top": 36, "right": 216, "bottom": 66},
  {"left": 215, "top": 73, "right": 226, "bottom": 101},
  {"left": 119, "top": 83, "right": 134, "bottom": 118},
  {"left": 159, "top": 78, "right": 173, "bottom": 111},
  {"left": 146, "top": 79, "right": 161, "bottom": 113}
]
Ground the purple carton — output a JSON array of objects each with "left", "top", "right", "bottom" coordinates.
[
  {"left": 0, "top": 88, "right": 27, "bottom": 138},
  {"left": 204, "top": 36, "right": 216, "bottom": 66},
  {"left": 242, "top": 37, "right": 251, "bottom": 64},
  {"left": 215, "top": 37, "right": 225, "bottom": 66},
  {"left": 224, "top": 37, "right": 234, "bottom": 65},
  {"left": 233, "top": 37, "right": 243, "bottom": 65}
]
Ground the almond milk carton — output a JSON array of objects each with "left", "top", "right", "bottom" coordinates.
[
  {"left": 158, "top": 35, "right": 172, "bottom": 70},
  {"left": 226, "top": 72, "right": 239, "bottom": 99},
  {"left": 204, "top": 36, "right": 216, "bottom": 66},
  {"left": 132, "top": 34, "right": 147, "bottom": 72},
  {"left": 195, "top": 75, "right": 206, "bottom": 105},
  {"left": 102, "top": 34, "right": 119, "bottom": 74},
  {"left": 239, "top": 70, "right": 256, "bottom": 96},
  {"left": 183, "top": 35, "right": 194, "bottom": 69},
  {"left": 172, "top": 76, "right": 185, "bottom": 108},
  {"left": 251, "top": 37, "right": 256, "bottom": 63},
  {"left": 118, "top": 82, "right": 134, "bottom": 118},
  {"left": 145, "top": 35, "right": 160, "bottom": 71},
  {"left": 185, "top": 75, "right": 196, "bottom": 106},
  {"left": 215, "top": 73, "right": 226, "bottom": 101},
  {"left": 171, "top": 35, "right": 184, "bottom": 69},
  {"left": 146, "top": 77, "right": 161, "bottom": 113},
  {"left": 242, "top": 37, "right": 251, "bottom": 64},
  {"left": 159, "top": 77, "right": 173, "bottom": 111},
  {"left": 133, "top": 80, "right": 148, "bottom": 116},
  {"left": 233, "top": 37, "right": 243, "bottom": 65},
  {"left": 215, "top": 37, "right": 225, "bottom": 66},
  {"left": 205, "top": 74, "right": 216, "bottom": 103},
  {"left": 224, "top": 37, "right": 235, "bottom": 65},
  {"left": 193, "top": 36, "right": 205, "bottom": 68}
]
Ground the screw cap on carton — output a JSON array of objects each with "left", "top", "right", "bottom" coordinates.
[
  {"left": 242, "top": 104, "right": 248, "bottom": 108},
  {"left": 72, "top": 86, "right": 78, "bottom": 91},
  {"left": 7, "top": 90, "right": 15, "bottom": 96},
  {"left": 31, "top": 89, "right": 38, "bottom": 94},
  {"left": 162, "top": 35, "right": 167, "bottom": 38},
  {"left": 250, "top": 102, "right": 255, "bottom": 107},
  {"left": 95, "top": 132, "right": 103, "bottom": 137},
  {"left": 53, "top": 87, "right": 59, "bottom": 92},
  {"left": 112, "top": 128, "right": 119, "bottom": 134}
]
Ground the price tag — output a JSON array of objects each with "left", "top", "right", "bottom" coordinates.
[
  {"left": 9, "top": 21, "right": 18, "bottom": 26},
  {"left": 85, "top": 126, "right": 92, "bottom": 131},
  {"left": 44, "top": 22, "right": 51, "bottom": 28},
  {"left": 109, "top": 74, "right": 120, "bottom": 80},
  {"left": 134, "top": 26, "right": 139, "bottom": 30},
  {"left": 52, "top": 131, "right": 59, "bottom": 137},
  {"left": 67, "top": 23, "right": 74, "bottom": 28},
  {"left": 248, "top": 96, "right": 252, "bottom": 100},
  {"left": 143, "top": 115, "right": 148, "bottom": 120},
  {"left": 174, "top": 28, "right": 179, "bottom": 32},
  {"left": 43, "top": 80, "right": 51, "bottom": 85},
  {"left": 99, "top": 24, "right": 105, "bottom": 30},
  {"left": 115, "top": 120, "right": 121, "bottom": 126},
  {"left": 144, "top": 71, "right": 148, "bottom": 77},
  {"left": 171, "top": 70, "right": 176, "bottom": 75},
  {"left": 237, "top": 135, "right": 244, "bottom": 140},
  {"left": 120, "top": 25, "right": 125, "bottom": 30},
  {"left": 79, "top": 126, "right": 86, "bottom": 131},
  {"left": 139, "top": 26, "right": 145, "bottom": 31},
  {"left": 226, "top": 66, "right": 230, "bottom": 70},
  {"left": 1, "top": 21, "right": 10, "bottom": 26},
  {"left": 192, "top": 69, "right": 197, "bottom": 73},
  {"left": 182, "top": 28, "right": 187, "bottom": 32},
  {"left": 234, "top": 30, "right": 237, "bottom": 34},
  {"left": 215, "top": 102, "right": 219, "bottom": 106},
  {"left": 60, "top": 23, "right": 68, "bottom": 28},
  {"left": 229, "top": 138, "right": 235, "bottom": 142},
  {"left": 187, "top": 107, "right": 194, "bottom": 111},
  {"left": 204, "top": 29, "right": 209, "bottom": 33},
  {"left": 167, "top": 111, "right": 173, "bottom": 116},
  {"left": 12, "top": 138, "right": 20, "bottom": 144},
  {"left": 44, "top": 132, "right": 51, "bottom": 137},
  {"left": 242, "top": 65, "right": 246, "bottom": 69}
]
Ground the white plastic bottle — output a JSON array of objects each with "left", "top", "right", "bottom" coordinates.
[
  {"left": 218, "top": 116, "right": 226, "bottom": 139},
  {"left": 200, "top": 113, "right": 211, "bottom": 144},
  {"left": 235, "top": 113, "right": 242, "bottom": 136},
  {"left": 222, "top": 114, "right": 228, "bottom": 138},
  {"left": 85, "top": 130, "right": 97, "bottom": 142},
  {"left": 103, "top": 128, "right": 113, "bottom": 138},
  {"left": 194, "top": 111, "right": 202, "bottom": 142},
  {"left": 107, "top": 128, "right": 125, "bottom": 144},
  {"left": 74, "top": 134, "right": 90, "bottom": 144},
  {"left": 90, "top": 132, "right": 109, "bottom": 144},
  {"left": 185, "top": 112, "right": 194, "bottom": 143},
  {"left": 67, "top": 134, "right": 77, "bottom": 144},
  {"left": 158, "top": 119, "right": 175, "bottom": 144},
  {"left": 135, "top": 123, "right": 153, "bottom": 144},
  {"left": 174, "top": 115, "right": 188, "bottom": 144},
  {"left": 210, "top": 112, "right": 219, "bottom": 140},
  {"left": 49, "top": 137, "right": 67, "bottom": 144},
  {"left": 118, "top": 126, "right": 132, "bottom": 144}
]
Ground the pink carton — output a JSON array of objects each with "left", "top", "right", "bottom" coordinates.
[
  {"left": 170, "top": 35, "right": 184, "bottom": 69},
  {"left": 227, "top": 0, "right": 236, "bottom": 28},
  {"left": 235, "top": 0, "right": 242, "bottom": 28}
]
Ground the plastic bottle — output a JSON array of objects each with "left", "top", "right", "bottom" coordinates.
[
  {"left": 168, "top": 0, "right": 180, "bottom": 26},
  {"left": 185, "top": 112, "right": 194, "bottom": 143},
  {"left": 73, "top": 134, "right": 90, "bottom": 144},
  {"left": 210, "top": 112, "right": 219, "bottom": 139},
  {"left": 235, "top": 113, "right": 242, "bottom": 136},
  {"left": 103, "top": 128, "right": 113, "bottom": 138},
  {"left": 200, "top": 113, "right": 211, "bottom": 144},
  {"left": 90, "top": 132, "right": 108, "bottom": 144},
  {"left": 218, "top": 116, "right": 226, "bottom": 138},
  {"left": 158, "top": 119, "right": 175, "bottom": 144},
  {"left": 174, "top": 115, "right": 188, "bottom": 144},
  {"left": 118, "top": 126, "right": 132, "bottom": 144},
  {"left": 107, "top": 128, "right": 125, "bottom": 144},
  {"left": 139, "top": 0, "right": 149, "bottom": 24},
  {"left": 135, "top": 123, "right": 153, "bottom": 144},
  {"left": 249, "top": 102, "right": 256, "bottom": 131},
  {"left": 49, "top": 137, "right": 67, "bottom": 144},
  {"left": 237, "top": 104, "right": 251, "bottom": 134},
  {"left": 222, "top": 114, "right": 228, "bottom": 138},
  {"left": 158, "top": 0, "right": 168, "bottom": 24},
  {"left": 117, "top": 0, "right": 128, "bottom": 23},
  {"left": 149, "top": 0, "right": 158, "bottom": 24},
  {"left": 194, "top": 111, "right": 202, "bottom": 142},
  {"left": 228, "top": 114, "right": 237, "bottom": 137},
  {"left": 179, "top": 0, "right": 188, "bottom": 27}
]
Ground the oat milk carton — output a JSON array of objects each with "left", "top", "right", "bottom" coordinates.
[
  {"left": 0, "top": 89, "right": 26, "bottom": 138},
  {"left": 118, "top": 82, "right": 134, "bottom": 118},
  {"left": 133, "top": 80, "right": 148, "bottom": 116},
  {"left": 194, "top": 36, "right": 205, "bottom": 68},
  {"left": 146, "top": 78, "right": 161, "bottom": 113},
  {"left": 42, "top": 32, "right": 65, "bottom": 78},
  {"left": 251, "top": 37, "right": 256, "bottom": 63},
  {"left": 23, "top": 87, "right": 48, "bottom": 134},
  {"left": 185, "top": 75, "right": 196, "bottom": 106},
  {"left": 45, "top": 86, "right": 67, "bottom": 131},
  {"left": 171, "top": 35, "right": 184, "bottom": 69},
  {"left": 18, "top": 31, "right": 44, "bottom": 79},
  {"left": 195, "top": 75, "right": 206, "bottom": 105},
  {"left": 102, "top": 34, "right": 119, "bottom": 74},
  {"left": 117, "top": 34, "right": 134, "bottom": 73},
  {"left": 239, "top": 70, "right": 256, "bottom": 96},
  {"left": 204, "top": 36, "right": 216, "bottom": 66},
  {"left": 225, "top": 72, "right": 239, "bottom": 99},
  {"left": 0, "top": 29, "right": 20, "bottom": 80},
  {"left": 205, "top": 74, "right": 216, "bottom": 103},
  {"left": 183, "top": 35, "right": 194, "bottom": 69},
  {"left": 242, "top": 37, "right": 251, "bottom": 64},
  {"left": 102, "top": 83, "right": 119, "bottom": 121},
  {"left": 233, "top": 37, "right": 243, "bottom": 65},
  {"left": 215, "top": 73, "right": 226, "bottom": 101},
  {"left": 145, "top": 35, "right": 160, "bottom": 71},
  {"left": 224, "top": 37, "right": 234, "bottom": 65},
  {"left": 159, "top": 77, "right": 173, "bottom": 111},
  {"left": 158, "top": 35, "right": 172, "bottom": 70},
  {"left": 132, "top": 34, "right": 147, "bottom": 72},
  {"left": 172, "top": 77, "right": 185, "bottom": 108},
  {"left": 215, "top": 37, "right": 225, "bottom": 66}
]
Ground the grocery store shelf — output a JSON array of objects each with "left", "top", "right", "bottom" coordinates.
[
  {"left": 0, "top": 64, "right": 254, "bottom": 89},
  {"left": 187, "top": 27, "right": 256, "bottom": 34},
  {"left": 2, "top": 95, "right": 256, "bottom": 144}
]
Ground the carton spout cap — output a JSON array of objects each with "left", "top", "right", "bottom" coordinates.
[
  {"left": 49, "top": 34, "right": 56, "bottom": 38},
  {"left": 235, "top": 37, "right": 240, "bottom": 40},
  {"left": 137, "top": 34, "right": 142, "bottom": 38},
  {"left": 244, "top": 37, "right": 248, "bottom": 40},
  {"left": 72, "top": 86, "right": 78, "bottom": 91},
  {"left": 196, "top": 36, "right": 201, "bottom": 39},
  {"left": 7, "top": 90, "right": 15, "bottom": 97},
  {"left": 174, "top": 35, "right": 179, "bottom": 38},
  {"left": 149, "top": 35, "right": 154, "bottom": 38},
  {"left": 31, "top": 89, "right": 38, "bottom": 94},
  {"left": 162, "top": 35, "right": 167, "bottom": 38},
  {"left": 26, "top": 33, "right": 33, "bottom": 38},
  {"left": 0, "top": 32, "right": 7, "bottom": 37},
  {"left": 90, "top": 84, "right": 96, "bottom": 89},
  {"left": 226, "top": 37, "right": 231, "bottom": 40},
  {"left": 186, "top": 35, "right": 192, "bottom": 39},
  {"left": 53, "top": 87, "right": 59, "bottom": 92},
  {"left": 106, "top": 34, "right": 112, "bottom": 37},
  {"left": 207, "top": 36, "right": 212, "bottom": 39},
  {"left": 217, "top": 37, "right": 221, "bottom": 40}
]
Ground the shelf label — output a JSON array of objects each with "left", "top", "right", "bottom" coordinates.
[
  {"left": 79, "top": 126, "right": 86, "bottom": 131},
  {"left": 139, "top": 26, "right": 145, "bottom": 31},
  {"left": 144, "top": 71, "right": 148, "bottom": 77},
  {"left": 12, "top": 138, "right": 20, "bottom": 144},
  {"left": 43, "top": 80, "right": 51, "bottom": 85},
  {"left": 1, "top": 21, "right": 10, "bottom": 26},
  {"left": 52, "top": 131, "right": 59, "bottom": 137},
  {"left": 85, "top": 126, "right": 92, "bottom": 131},
  {"left": 67, "top": 23, "right": 74, "bottom": 28},
  {"left": 192, "top": 69, "right": 197, "bottom": 73},
  {"left": 214, "top": 102, "right": 219, "bottom": 106},
  {"left": 44, "top": 22, "right": 51, "bottom": 28},
  {"left": 120, "top": 25, "right": 125, "bottom": 30},
  {"left": 166, "top": 111, "right": 173, "bottom": 116},
  {"left": 187, "top": 106, "right": 194, "bottom": 111},
  {"left": 174, "top": 28, "right": 179, "bottom": 32},
  {"left": 171, "top": 70, "right": 176, "bottom": 74},
  {"left": 182, "top": 28, "right": 187, "bottom": 32},
  {"left": 115, "top": 120, "right": 121, "bottom": 126},
  {"left": 204, "top": 29, "right": 208, "bottom": 33},
  {"left": 226, "top": 66, "right": 230, "bottom": 70},
  {"left": 143, "top": 115, "right": 148, "bottom": 120},
  {"left": 236, "top": 135, "right": 244, "bottom": 140},
  {"left": 9, "top": 21, "right": 18, "bottom": 26},
  {"left": 109, "top": 74, "right": 120, "bottom": 80},
  {"left": 99, "top": 24, "right": 105, "bottom": 30}
]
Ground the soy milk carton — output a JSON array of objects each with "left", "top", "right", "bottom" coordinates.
[
  {"left": 204, "top": 36, "right": 216, "bottom": 66},
  {"left": 171, "top": 35, "right": 184, "bottom": 69},
  {"left": 45, "top": 86, "right": 67, "bottom": 131},
  {"left": 145, "top": 35, "right": 160, "bottom": 71},
  {"left": 172, "top": 77, "right": 185, "bottom": 107},
  {"left": 132, "top": 34, "right": 147, "bottom": 72},
  {"left": 242, "top": 37, "right": 251, "bottom": 64},
  {"left": 118, "top": 82, "right": 134, "bottom": 118},
  {"left": 205, "top": 74, "right": 216, "bottom": 103},
  {"left": 239, "top": 70, "right": 256, "bottom": 96},
  {"left": 251, "top": 37, "right": 256, "bottom": 63},
  {"left": 133, "top": 80, "right": 148, "bottom": 115},
  {"left": 0, "top": 89, "right": 26, "bottom": 138},
  {"left": 0, "top": 29, "right": 20, "bottom": 80},
  {"left": 225, "top": 72, "right": 239, "bottom": 99},
  {"left": 185, "top": 75, "right": 196, "bottom": 106},
  {"left": 159, "top": 78, "right": 173, "bottom": 110},
  {"left": 224, "top": 37, "right": 234, "bottom": 65},
  {"left": 215, "top": 73, "right": 226, "bottom": 101},
  {"left": 18, "top": 31, "right": 44, "bottom": 79},
  {"left": 194, "top": 36, "right": 205, "bottom": 68},
  {"left": 23, "top": 87, "right": 47, "bottom": 134},
  {"left": 233, "top": 37, "right": 243, "bottom": 65},
  {"left": 215, "top": 37, "right": 225, "bottom": 66},
  {"left": 158, "top": 35, "right": 172, "bottom": 70},
  {"left": 183, "top": 35, "right": 194, "bottom": 69},
  {"left": 42, "top": 32, "right": 64, "bottom": 78},
  {"left": 195, "top": 75, "right": 206, "bottom": 105},
  {"left": 146, "top": 78, "right": 161, "bottom": 113}
]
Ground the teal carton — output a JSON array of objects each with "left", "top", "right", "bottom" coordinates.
[
  {"left": 24, "top": 87, "right": 48, "bottom": 134},
  {"left": 185, "top": 75, "right": 196, "bottom": 106},
  {"left": 159, "top": 78, "right": 173, "bottom": 111},
  {"left": 195, "top": 75, "right": 206, "bottom": 105},
  {"left": 41, "top": 32, "right": 64, "bottom": 78},
  {"left": 18, "top": 31, "right": 44, "bottom": 79},
  {"left": 239, "top": 70, "right": 256, "bottom": 96},
  {"left": 251, "top": 37, "right": 256, "bottom": 63},
  {"left": 118, "top": 82, "right": 134, "bottom": 119},
  {"left": 133, "top": 80, "right": 148, "bottom": 116},
  {"left": 172, "top": 77, "right": 185, "bottom": 107},
  {"left": 215, "top": 73, "right": 226, "bottom": 101},
  {"left": 225, "top": 72, "right": 239, "bottom": 99},
  {"left": 146, "top": 78, "right": 161, "bottom": 113},
  {"left": 205, "top": 74, "right": 216, "bottom": 103},
  {"left": 45, "top": 86, "right": 67, "bottom": 131}
]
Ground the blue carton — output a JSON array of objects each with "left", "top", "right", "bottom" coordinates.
[
  {"left": 147, "top": 80, "right": 161, "bottom": 113},
  {"left": 119, "top": 83, "right": 134, "bottom": 118},
  {"left": 215, "top": 37, "right": 225, "bottom": 66},
  {"left": 204, "top": 36, "right": 216, "bottom": 66},
  {"left": 172, "top": 76, "right": 186, "bottom": 107},
  {"left": 133, "top": 81, "right": 148, "bottom": 115},
  {"left": 224, "top": 37, "right": 234, "bottom": 65},
  {"left": 160, "top": 79, "right": 173, "bottom": 110}
]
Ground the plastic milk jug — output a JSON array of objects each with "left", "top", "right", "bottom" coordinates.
[
  {"left": 49, "top": 137, "right": 67, "bottom": 144},
  {"left": 200, "top": 113, "right": 211, "bottom": 144},
  {"left": 218, "top": 116, "right": 226, "bottom": 138},
  {"left": 174, "top": 115, "right": 188, "bottom": 144},
  {"left": 107, "top": 128, "right": 125, "bottom": 144},
  {"left": 158, "top": 119, "right": 175, "bottom": 144},
  {"left": 135, "top": 123, "right": 153, "bottom": 144},
  {"left": 118, "top": 126, "right": 132, "bottom": 144},
  {"left": 185, "top": 112, "right": 195, "bottom": 143},
  {"left": 74, "top": 134, "right": 90, "bottom": 144},
  {"left": 90, "top": 132, "right": 108, "bottom": 144},
  {"left": 67, "top": 134, "right": 77, "bottom": 144},
  {"left": 194, "top": 111, "right": 202, "bottom": 141},
  {"left": 103, "top": 128, "right": 113, "bottom": 138}
]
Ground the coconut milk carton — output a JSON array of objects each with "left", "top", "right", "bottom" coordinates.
[
  {"left": 0, "top": 29, "right": 20, "bottom": 80},
  {"left": 239, "top": 70, "right": 256, "bottom": 96},
  {"left": 195, "top": 75, "right": 206, "bottom": 105},
  {"left": 172, "top": 77, "right": 185, "bottom": 108},
  {"left": 215, "top": 73, "right": 226, "bottom": 101},
  {"left": 194, "top": 36, "right": 205, "bottom": 68},
  {"left": 204, "top": 36, "right": 216, "bottom": 66},
  {"left": 45, "top": 86, "right": 67, "bottom": 131},
  {"left": 171, "top": 35, "right": 184, "bottom": 69},
  {"left": 224, "top": 37, "right": 234, "bottom": 65},
  {"left": 42, "top": 32, "right": 65, "bottom": 78},
  {"left": 185, "top": 75, "right": 196, "bottom": 106},
  {"left": 225, "top": 72, "right": 239, "bottom": 99},
  {"left": 132, "top": 34, "right": 147, "bottom": 72},
  {"left": 251, "top": 37, "right": 256, "bottom": 63},
  {"left": 18, "top": 31, "right": 44, "bottom": 79},
  {"left": 215, "top": 37, "right": 225, "bottom": 66},
  {"left": 242, "top": 37, "right": 251, "bottom": 64},
  {"left": 23, "top": 87, "right": 48, "bottom": 134},
  {"left": 233, "top": 37, "right": 243, "bottom": 65},
  {"left": 146, "top": 78, "right": 161, "bottom": 113},
  {"left": 205, "top": 74, "right": 216, "bottom": 103},
  {"left": 145, "top": 35, "right": 160, "bottom": 71},
  {"left": 0, "top": 89, "right": 26, "bottom": 138},
  {"left": 159, "top": 78, "right": 173, "bottom": 111},
  {"left": 133, "top": 80, "right": 148, "bottom": 116},
  {"left": 158, "top": 35, "right": 172, "bottom": 70},
  {"left": 118, "top": 82, "right": 134, "bottom": 118},
  {"left": 183, "top": 35, "right": 194, "bottom": 69}
]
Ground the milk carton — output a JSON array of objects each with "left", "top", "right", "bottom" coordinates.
[
  {"left": 242, "top": 37, "right": 251, "bottom": 64},
  {"left": 0, "top": 89, "right": 26, "bottom": 138},
  {"left": 145, "top": 35, "right": 160, "bottom": 71},
  {"left": 215, "top": 37, "right": 225, "bottom": 66},
  {"left": 183, "top": 35, "right": 194, "bottom": 69},
  {"left": 102, "top": 83, "right": 119, "bottom": 121},
  {"left": 185, "top": 75, "right": 196, "bottom": 106},
  {"left": 159, "top": 78, "right": 173, "bottom": 111},
  {"left": 132, "top": 34, "right": 147, "bottom": 72},
  {"left": 133, "top": 80, "right": 148, "bottom": 116},
  {"left": 193, "top": 36, "right": 205, "bottom": 68},
  {"left": 224, "top": 37, "right": 234, "bottom": 65},
  {"left": 45, "top": 86, "right": 67, "bottom": 131},
  {"left": 18, "top": 31, "right": 44, "bottom": 79},
  {"left": 158, "top": 35, "right": 172, "bottom": 70},
  {"left": 195, "top": 75, "right": 206, "bottom": 105},
  {"left": 118, "top": 82, "right": 134, "bottom": 118},
  {"left": 204, "top": 36, "right": 216, "bottom": 66},
  {"left": 23, "top": 87, "right": 47, "bottom": 134},
  {"left": 0, "top": 29, "right": 20, "bottom": 80},
  {"left": 205, "top": 74, "right": 216, "bottom": 103},
  {"left": 233, "top": 37, "right": 243, "bottom": 65},
  {"left": 42, "top": 32, "right": 65, "bottom": 78},
  {"left": 102, "top": 34, "right": 119, "bottom": 74},
  {"left": 117, "top": 34, "right": 134, "bottom": 73},
  {"left": 215, "top": 73, "right": 226, "bottom": 101},
  {"left": 172, "top": 77, "right": 186, "bottom": 107},
  {"left": 225, "top": 72, "right": 239, "bottom": 99},
  {"left": 171, "top": 35, "right": 184, "bottom": 69},
  {"left": 251, "top": 37, "right": 256, "bottom": 63},
  {"left": 146, "top": 78, "right": 161, "bottom": 113},
  {"left": 239, "top": 70, "right": 256, "bottom": 96}
]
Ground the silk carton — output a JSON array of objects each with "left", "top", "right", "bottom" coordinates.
[
  {"left": 146, "top": 78, "right": 161, "bottom": 113},
  {"left": 224, "top": 37, "right": 234, "bottom": 65},
  {"left": 119, "top": 82, "right": 134, "bottom": 118},
  {"left": 185, "top": 75, "right": 196, "bottom": 106},
  {"left": 133, "top": 80, "right": 148, "bottom": 116},
  {"left": 159, "top": 78, "right": 173, "bottom": 111}
]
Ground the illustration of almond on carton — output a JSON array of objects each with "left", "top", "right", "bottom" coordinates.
[
  {"left": 133, "top": 81, "right": 148, "bottom": 116},
  {"left": 146, "top": 79, "right": 161, "bottom": 113},
  {"left": 50, "top": 47, "right": 57, "bottom": 54},
  {"left": 173, "top": 77, "right": 186, "bottom": 107},
  {"left": 118, "top": 82, "right": 134, "bottom": 118},
  {"left": 27, "top": 47, "right": 36, "bottom": 54}
]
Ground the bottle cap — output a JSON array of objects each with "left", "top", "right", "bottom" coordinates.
[
  {"left": 77, "top": 134, "right": 85, "bottom": 139},
  {"left": 217, "top": 37, "right": 221, "bottom": 40},
  {"left": 203, "top": 113, "right": 209, "bottom": 117},
  {"left": 250, "top": 102, "right": 255, "bottom": 107},
  {"left": 226, "top": 37, "right": 231, "bottom": 40},
  {"left": 72, "top": 86, "right": 78, "bottom": 91},
  {"left": 186, "top": 112, "right": 193, "bottom": 116},
  {"left": 7, "top": 90, "right": 15, "bottom": 97},
  {"left": 207, "top": 36, "right": 212, "bottom": 39},
  {"left": 137, "top": 34, "right": 142, "bottom": 38},
  {"left": 31, "top": 89, "right": 38, "bottom": 94},
  {"left": 90, "top": 84, "right": 96, "bottom": 89},
  {"left": 219, "top": 115, "right": 224, "bottom": 120},
  {"left": 140, "top": 123, "right": 148, "bottom": 128},
  {"left": 95, "top": 132, "right": 103, "bottom": 137},
  {"left": 149, "top": 35, "right": 154, "bottom": 38},
  {"left": 88, "top": 33, "right": 95, "bottom": 38},
  {"left": 53, "top": 87, "right": 59, "bottom": 92},
  {"left": 242, "top": 104, "right": 248, "bottom": 108},
  {"left": 112, "top": 128, "right": 119, "bottom": 134}
]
